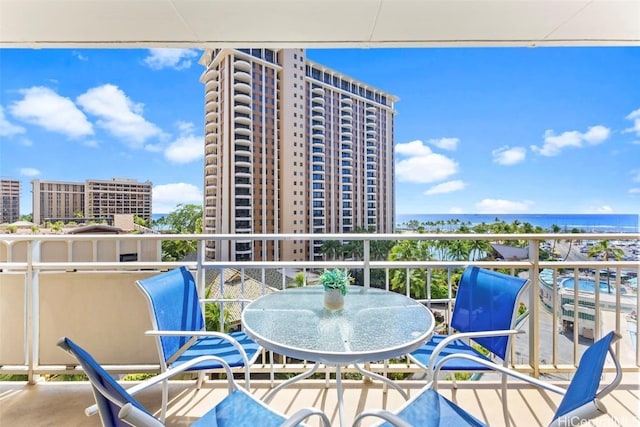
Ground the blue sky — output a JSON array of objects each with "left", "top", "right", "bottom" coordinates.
[{"left": 1, "top": 47, "right": 639, "bottom": 215}]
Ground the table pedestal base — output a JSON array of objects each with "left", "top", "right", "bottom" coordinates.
[{"left": 263, "top": 361, "right": 409, "bottom": 427}]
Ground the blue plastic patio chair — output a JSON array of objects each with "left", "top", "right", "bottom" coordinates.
[
  {"left": 57, "top": 336, "right": 330, "bottom": 427},
  {"left": 408, "top": 266, "right": 529, "bottom": 425},
  {"left": 353, "top": 331, "right": 623, "bottom": 427},
  {"left": 135, "top": 266, "right": 261, "bottom": 420}
]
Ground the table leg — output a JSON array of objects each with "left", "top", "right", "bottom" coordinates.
[
  {"left": 263, "top": 361, "right": 321, "bottom": 403},
  {"left": 353, "top": 363, "right": 409, "bottom": 400},
  {"left": 335, "top": 365, "right": 346, "bottom": 427}
]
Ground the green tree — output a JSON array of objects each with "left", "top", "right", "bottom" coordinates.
[
  {"left": 19, "top": 213, "right": 33, "bottom": 222},
  {"left": 155, "top": 204, "right": 202, "bottom": 233},
  {"left": 561, "top": 228, "right": 581, "bottom": 262},
  {"left": 447, "top": 240, "right": 471, "bottom": 261},
  {"left": 468, "top": 239, "right": 491, "bottom": 261},
  {"left": 550, "top": 224, "right": 562, "bottom": 254},
  {"left": 293, "top": 272, "right": 306, "bottom": 287},
  {"left": 203, "top": 288, "right": 231, "bottom": 332},
  {"left": 321, "top": 240, "right": 342, "bottom": 260},
  {"left": 157, "top": 204, "right": 203, "bottom": 261},
  {"left": 388, "top": 240, "right": 439, "bottom": 298},
  {"left": 587, "top": 240, "right": 625, "bottom": 294},
  {"left": 134, "top": 215, "right": 150, "bottom": 228}
]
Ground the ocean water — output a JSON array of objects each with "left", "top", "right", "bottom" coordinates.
[
  {"left": 396, "top": 213, "right": 639, "bottom": 233},
  {"left": 155, "top": 213, "right": 638, "bottom": 233}
]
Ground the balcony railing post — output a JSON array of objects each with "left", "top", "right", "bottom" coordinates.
[
  {"left": 528, "top": 239, "right": 540, "bottom": 377},
  {"left": 196, "top": 240, "right": 206, "bottom": 296},
  {"left": 26, "top": 239, "right": 40, "bottom": 384},
  {"left": 363, "top": 239, "right": 370, "bottom": 288}
]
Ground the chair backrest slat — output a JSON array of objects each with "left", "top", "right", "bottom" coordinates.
[
  {"left": 57, "top": 337, "right": 152, "bottom": 427},
  {"left": 136, "top": 266, "right": 205, "bottom": 363},
  {"left": 552, "top": 331, "right": 619, "bottom": 423},
  {"left": 450, "top": 266, "right": 529, "bottom": 359}
]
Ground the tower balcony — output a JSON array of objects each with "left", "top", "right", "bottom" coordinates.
[
  {"left": 234, "top": 92, "right": 251, "bottom": 104},
  {"left": 234, "top": 70, "right": 251, "bottom": 83},
  {"left": 234, "top": 103, "right": 251, "bottom": 115},
  {"left": 234, "top": 115, "right": 251, "bottom": 126},
  {"left": 233, "top": 59, "right": 251, "bottom": 72}
]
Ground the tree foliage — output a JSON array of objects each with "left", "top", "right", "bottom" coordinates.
[{"left": 154, "top": 204, "right": 203, "bottom": 261}]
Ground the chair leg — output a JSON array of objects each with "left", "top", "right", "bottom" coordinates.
[
  {"left": 269, "top": 351, "right": 275, "bottom": 388},
  {"left": 160, "top": 379, "right": 168, "bottom": 421},
  {"left": 196, "top": 371, "right": 205, "bottom": 389},
  {"left": 501, "top": 371, "right": 510, "bottom": 427}
]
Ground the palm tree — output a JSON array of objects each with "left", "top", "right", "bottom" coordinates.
[
  {"left": 344, "top": 240, "right": 363, "bottom": 260},
  {"left": 562, "top": 228, "right": 582, "bottom": 262},
  {"left": 448, "top": 240, "right": 471, "bottom": 261},
  {"left": 321, "top": 240, "right": 342, "bottom": 260},
  {"left": 550, "top": 224, "right": 561, "bottom": 254},
  {"left": 468, "top": 239, "right": 492, "bottom": 261},
  {"left": 587, "top": 240, "right": 625, "bottom": 293},
  {"left": 388, "top": 240, "right": 434, "bottom": 298}
]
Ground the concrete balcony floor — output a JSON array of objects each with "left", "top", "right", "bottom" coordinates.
[{"left": 2, "top": 376, "right": 639, "bottom": 426}]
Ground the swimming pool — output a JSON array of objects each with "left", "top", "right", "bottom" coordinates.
[{"left": 561, "top": 278, "right": 626, "bottom": 294}]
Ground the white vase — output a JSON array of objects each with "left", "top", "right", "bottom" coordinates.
[{"left": 324, "top": 288, "right": 344, "bottom": 311}]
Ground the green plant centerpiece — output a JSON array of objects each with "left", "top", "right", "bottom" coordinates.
[{"left": 319, "top": 268, "right": 353, "bottom": 310}]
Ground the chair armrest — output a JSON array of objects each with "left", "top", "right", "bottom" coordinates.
[
  {"left": 86, "top": 355, "right": 238, "bottom": 416},
  {"left": 432, "top": 353, "right": 566, "bottom": 395},
  {"left": 280, "top": 407, "right": 332, "bottom": 427},
  {"left": 144, "top": 329, "right": 256, "bottom": 368},
  {"left": 351, "top": 409, "right": 413, "bottom": 427},
  {"left": 426, "top": 329, "right": 523, "bottom": 372},
  {"left": 118, "top": 403, "right": 164, "bottom": 427}
]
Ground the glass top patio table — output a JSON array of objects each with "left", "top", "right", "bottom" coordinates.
[{"left": 241, "top": 285, "right": 434, "bottom": 365}]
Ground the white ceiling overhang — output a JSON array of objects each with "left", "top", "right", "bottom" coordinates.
[{"left": 0, "top": 0, "right": 639, "bottom": 48}]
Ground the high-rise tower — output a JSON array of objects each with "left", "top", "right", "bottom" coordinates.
[
  {"left": 200, "top": 49, "right": 396, "bottom": 261},
  {"left": 0, "top": 178, "right": 21, "bottom": 223}
]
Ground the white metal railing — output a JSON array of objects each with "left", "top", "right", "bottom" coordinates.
[{"left": 1, "top": 232, "right": 638, "bottom": 383}]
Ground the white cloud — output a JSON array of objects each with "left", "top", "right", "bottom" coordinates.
[
  {"left": 492, "top": 146, "right": 526, "bottom": 165},
  {"left": 475, "top": 198, "right": 534, "bottom": 214},
  {"left": 424, "top": 180, "right": 466, "bottom": 195},
  {"left": 163, "top": 121, "right": 203, "bottom": 163},
  {"left": 631, "top": 169, "right": 640, "bottom": 182},
  {"left": 176, "top": 120, "right": 195, "bottom": 134},
  {"left": 395, "top": 140, "right": 458, "bottom": 183},
  {"left": 582, "top": 125, "right": 610, "bottom": 145},
  {"left": 143, "top": 49, "right": 200, "bottom": 70},
  {"left": 153, "top": 183, "right": 202, "bottom": 213},
  {"left": 164, "top": 135, "right": 203, "bottom": 164},
  {"left": 531, "top": 125, "right": 611, "bottom": 156},
  {"left": 72, "top": 51, "right": 88, "bottom": 61},
  {"left": 83, "top": 140, "right": 99, "bottom": 148},
  {"left": 428, "top": 137, "right": 459, "bottom": 151},
  {"left": 17, "top": 137, "right": 33, "bottom": 146},
  {"left": 9, "top": 87, "right": 93, "bottom": 138},
  {"left": 629, "top": 188, "right": 640, "bottom": 194},
  {"left": 449, "top": 207, "right": 464, "bottom": 214},
  {"left": 20, "top": 167, "right": 40, "bottom": 177},
  {"left": 77, "top": 84, "right": 163, "bottom": 147},
  {"left": 594, "top": 205, "right": 614, "bottom": 213},
  {"left": 625, "top": 108, "right": 640, "bottom": 136},
  {"left": 0, "top": 105, "right": 26, "bottom": 136}
]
